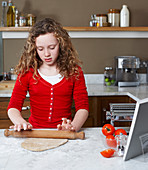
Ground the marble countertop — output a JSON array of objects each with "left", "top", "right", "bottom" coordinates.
[
  {"left": 86, "top": 84, "right": 148, "bottom": 101},
  {"left": 0, "top": 128, "right": 147, "bottom": 170},
  {"left": 1, "top": 84, "right": 148, "bottom": 102}
]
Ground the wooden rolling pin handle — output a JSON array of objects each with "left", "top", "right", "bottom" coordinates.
[
  {"left": 75, "top": 131, "right": 85, "bottom": 139},
  {"left": 4, "top": 129, "right": 10, "bottom": 137},
  {"left": 4, "top": 129, "right": 85, "bottom": 140}
]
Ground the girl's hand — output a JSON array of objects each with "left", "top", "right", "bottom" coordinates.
[
  {"left": 9, "top": 122, "right": 33, "bottom": 131},
  {"left": 57, "top": 118, "right": 76, "bottom": 131}
]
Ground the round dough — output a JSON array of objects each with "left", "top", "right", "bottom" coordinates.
[{"left": 21, "top": 138, "right": 68, "bottom": 151}]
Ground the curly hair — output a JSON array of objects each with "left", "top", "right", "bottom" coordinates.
[{"left": 15, "top": 18, "right": 82, "bottom": 80}]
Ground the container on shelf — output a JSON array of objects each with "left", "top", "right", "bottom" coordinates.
[
  {"left": 15, "top": 8, "right": 19, "bottom": 27},
  {"left": 120, "top": 5, "right": 130, "bottom": 27},
  {"left": 27, "top": 14, "right": 36, "bottom": 26},
  {"left": 96, "top": 14, "right": 108, "bottom": 27},
  {"left": 19, "top": 15, "right": 26, "bottom": 27},
  {"left": 1, "top": 1, "right": 7, "bottom": 27},
  {"left": 7, "top": 0, "right": 15, "bottom": 27},
  {"left": 108, "top": 9, "right": 120, "bottom": 27},
  {"left": 89, "top": 14, "right": 97, "bottom": 27}
]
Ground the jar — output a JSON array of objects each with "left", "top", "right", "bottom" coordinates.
[
  {"left": 104, "top": 67, "right": 115, "bottom": 86},
  {"left": 89, "top": 14, "right": 97, "bottom": 27},
  {"left": 3, "top": 72, "right": 8, "bottom": 81},
  {"left": 10, "top": 67, "right": 17, "bottom": 80},
  {"left": 27, "top": 14, "right": 36, "bottom": 26},
  {"left": 19, "top": 15, "right": 26, "bottom": 27},
  {"left": 96, "top": 14, "right": 107, "bottom": 27},
  {"left": 108, "top": 9, "right": 120, "bottom": 27}
]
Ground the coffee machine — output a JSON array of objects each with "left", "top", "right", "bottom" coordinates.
[{"left": 115, "top": 56, "right": 140, "bottom": 87}]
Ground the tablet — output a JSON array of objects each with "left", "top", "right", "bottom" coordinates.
[{"left": 123, "top": 98, "right": 148, "bottom": 161}]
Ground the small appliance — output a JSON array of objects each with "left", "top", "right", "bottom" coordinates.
[{"left": 115, "top": 56, "right": 140, "bottom": 87}]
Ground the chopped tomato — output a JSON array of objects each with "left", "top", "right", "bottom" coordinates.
[
  {"left": 106, "top": 135, "right": 117, "bottom": 148},
  {"left": 100, "top": 148, "right": 115, "bottom": 158},
  {"left": 102, "top": 124, "right": 115, "bottom": 136},
  {"left": 115, "top": 129, "right": 127, "bottom": 136}
]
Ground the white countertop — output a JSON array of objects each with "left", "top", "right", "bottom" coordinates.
[
  {"left": 1, "top": 83, "right": 148, "bottom": 101},
  {"left": 1, "top": 73, "right": 148, "bottom": 101},
  {"left": 86, "top": 84, "right": 148, "bottom": 101},
  {"left": 0, "top": 128, "right": 148, "bottom": 170}
]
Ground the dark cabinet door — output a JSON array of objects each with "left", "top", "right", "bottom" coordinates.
[
  {"left": 99, "top": 96, "right": 132, "bottom": 127},
  {"left": 0, "top": 97, "right": 30, "bottom": 129}
]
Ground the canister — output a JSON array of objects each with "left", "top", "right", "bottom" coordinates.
[
  {"left": 96, "top": 14, "right": 107, "bottom": 27},
  {"left": 19, "top": 15, "right": 26, "bottom": 26},
  {"left": 27, "top": 14, "right": 36, "bottom": 26},
  {"left": 108, "top": 9, "right": 120, "bottom": 27}
]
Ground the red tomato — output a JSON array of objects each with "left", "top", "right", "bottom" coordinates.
[
  {"left": 106, "top": 135, "right": 117, "bottom": 148},
  {"left": 115, "top": 129, "right": 127, "bottom": 136},
  {"left": 102, "top": 124, "right": 115, "bottom": 136},
  {"left": 100, "top": 148, "right": 115, "bottom": 158}
]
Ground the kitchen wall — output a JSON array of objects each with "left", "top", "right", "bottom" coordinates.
[{"left": 1, "top": 0, "right": 148, "bottom": 73}]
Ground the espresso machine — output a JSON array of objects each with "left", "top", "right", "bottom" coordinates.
[{"left": 115, "top": 56, "right": 140, "bottom": 87}]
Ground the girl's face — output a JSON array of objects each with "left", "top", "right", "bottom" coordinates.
[{"left": 35, "top": 33, "right": 59, "bottom": 67}]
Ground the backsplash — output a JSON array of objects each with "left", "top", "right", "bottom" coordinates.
[{"left": 84, "top": 74, "right": 147, "bottom": 85}]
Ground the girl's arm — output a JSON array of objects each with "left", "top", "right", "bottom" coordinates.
[
  {"left": 8, "top": 108, "right": 32, "bottom": 131},
  {"left": 71, "top": 109, "right": 89, "bottom": 131},
  {"left": 57, "top": 68, "right": 89, "bottom": 132},
  {"left": 7, "top": 72, "right": 32, "bottom": 131}
]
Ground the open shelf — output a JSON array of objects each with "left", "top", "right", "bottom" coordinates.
[
  {"left": 1, "top": 26, "right": 148, "bottom": 32},
  {"left": 1, "top": 27, "right": 148, "bottom": 39}
]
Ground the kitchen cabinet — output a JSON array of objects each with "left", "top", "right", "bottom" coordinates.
[
  {"left": 0, "top": 95, "right": 136, "bottom": 129},
  {"left": 98, "top": 96, "right": 136, "bottom": 127},
  {"left": 0, "top": 96, "right": 97, "bottom": 129},
  {"left": 0, "top": 97, "right": 30, "bottom": 129},
  {"left": 72, "top": 95, "right": 136, "bottom": 128},
  {"left": 65, "top": 96, "right": 98, "bottom": 128}
]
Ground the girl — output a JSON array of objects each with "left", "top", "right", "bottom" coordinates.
[{"left": 7, "top": 18, "right": 89, "bottom": 132}]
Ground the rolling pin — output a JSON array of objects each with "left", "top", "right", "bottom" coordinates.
[{"left": 4, "top": 129, "right": 85, "bottom": 140}]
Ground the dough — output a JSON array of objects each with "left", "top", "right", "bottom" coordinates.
[{"left": 21, "top": 138, "right": 68, "bottom": 151}]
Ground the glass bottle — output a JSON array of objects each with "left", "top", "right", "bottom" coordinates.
[
  {"left": 7, "top": 0, "right": 15, "bottom": 27},
  {"left": 1, "top": 1, "right": 7, "bottom": 27},
  {"left": 15, "top": 8, "right": 19, "bottom": 27}
]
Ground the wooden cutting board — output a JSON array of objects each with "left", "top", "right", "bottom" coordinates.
[{"left": 0, "top": 80, "right": 15, "bottom": 90}]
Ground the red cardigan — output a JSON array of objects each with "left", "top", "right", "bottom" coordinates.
[{"left": 8, "top": 68, "right": 89, "bottom": 128}]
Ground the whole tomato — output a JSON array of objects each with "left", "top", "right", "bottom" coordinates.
[
  {"left": 100, "top": 148, "right": 115, "bottom": 158},
  {"left": 106, "top": 135, "right": 117, "bottom": 148},
  {"left": 102, "top": 124, "right": 115, "bottom": 136},
  {"left": 115, "top": 129, "right": 127, "bottom": 136}
]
